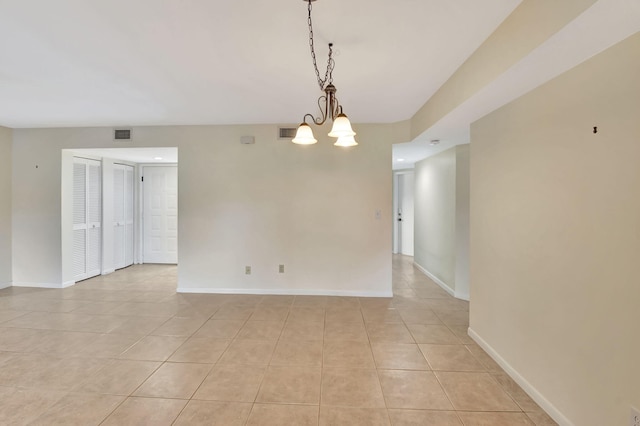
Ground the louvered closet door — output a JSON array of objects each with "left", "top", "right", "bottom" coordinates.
[
  {"left": 73, "top": 162, "right": 87, "bottom": 280},
  {"left": 114, "top": 164, "right": 135, "bottom": 270},
  {"left": 87, "top": 161, "right": 102, "bottom": 277},
  {"left": 73, "top": 158, "right": 102, "bottom": 281}
]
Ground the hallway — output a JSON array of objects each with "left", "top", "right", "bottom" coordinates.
[{"left": 0, "top": 257, "right": 555, "bottom": 425}]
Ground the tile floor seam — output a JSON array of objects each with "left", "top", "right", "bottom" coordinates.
[
  {"left": 124, "top": 358, "right": 166, "bottom": 400},
  {"left": 484, "top": 371, "right": 523, "bottom": 412},
  {"left": 430, "top": 343, "right": 464, "bottom": 417},
  {"left": 252, "top": 366, "right": 270, "bottom": 406},
  {"left": 169, "top": 398, "right": 190, "bottom": 426},
  {"left": 319, "top": 312, "right": 326, "bottom": 412},
  {"left": 97, "top": 392, "right": 130, "bottom": 425}
]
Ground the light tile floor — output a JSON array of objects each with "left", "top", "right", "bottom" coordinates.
[{"left": 0, "top": 255, "right": 558, "bottom": 425}]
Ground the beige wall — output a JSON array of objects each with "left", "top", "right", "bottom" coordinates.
[
  {"left": 454, "top": 145, "right": 470, "bottom": 299},
  {"left": 411, "top": 0, "right": 597, "bottom": 139},
  {"left": 415, "top": 148, "right": 456, "bottom": 289},
  {"left": 413, "top": 145, "right": 470, "bottom": 298},
  {"left": 0, "top": 126, "right": 11, "bottom": 287},
  {"left": 13, "top": 123, "right": 397, "bottom": 295},
  {"left": 470, "top": 32, "right": 640, "bottom": 425}
]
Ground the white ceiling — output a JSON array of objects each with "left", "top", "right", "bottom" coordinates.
[{"left": 0, "top": 0, "right": 520, "bottom": 128}]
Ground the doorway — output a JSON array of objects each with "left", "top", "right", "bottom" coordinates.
[
  {"left": 393, "top": 170, "right": 415, "bottom": 256},
  {"left": 63, "top": 147, "right": 178, "bottom": 285}
]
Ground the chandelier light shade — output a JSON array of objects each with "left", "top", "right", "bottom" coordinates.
[
  {"left": 293, "top": 0, "right": 358, "bottom": 148},
  {"left": 334, "top": 135, "right": 358, "bottom": 147},
  {"left": 292, "top": 123, "right": 318, "bottom": 145},
  {"left": 328, "top": 113, "right": 356, "bottom": 138}
]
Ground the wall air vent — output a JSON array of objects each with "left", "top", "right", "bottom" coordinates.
[
  {"left": 278, "top": 127, "right": 297, "bottom": 139},
  {"left": 240, "top": 136, "right": 255, "bottom": 145},
  {"left": 114, "top": 129, "right": 132, "bottom": 141}
]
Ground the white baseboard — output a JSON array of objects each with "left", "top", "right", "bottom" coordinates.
[
  {"left": 413, "top": 261, "right": 455, "bottom": 296},
  {"left": 0, "top": 282, "right": 11, "bottom": 290},
  {"left": 101, "top": 269, "right": 116, "bottom": 275},
  {"left": 177, "top": 287, "right": 393, "bottom": 298},
  {"left": 455, "top": 292, "right": 470, "bottom": 301},
  {"left": 468, "top": 328, "right": 572, "bottom": 426},
  {"left": 12, "top": 281, "right": 75, "bottom": 289},
  {"left": 413, "top": 262, "right": 469, "bottom": 301}
]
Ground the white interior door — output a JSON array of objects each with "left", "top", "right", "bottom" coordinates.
[
  {"left": 114, "top": 164, "right": 135, "bottom": 270},
  {"left": 398, "top": 172, "right": 415, "bottom": 256},
  {"left": 73, "top": 157, "right": 102, "bottom": 281},
  {"left": 143, "top": 166, "right": 178, "bottom": 264},
  {"left": 113, "top": 165, "right": 125, "bottom": 269}
]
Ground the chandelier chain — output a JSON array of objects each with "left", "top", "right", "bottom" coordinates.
[
  {"left": 307, "top": 0, "right": 334, "bottom": 90},
  {"left": 292, "top": 0, "right": 357, "bottom": 146}
]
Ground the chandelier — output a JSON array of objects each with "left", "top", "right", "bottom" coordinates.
[{"left": 292, "top": 0, "right": 358, "bottom": 147}]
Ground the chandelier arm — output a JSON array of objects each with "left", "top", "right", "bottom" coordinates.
[
  {"left": 314, "top": 95, "right": 329, "bottom": 125},
  {"left": 330, "top": 95, "right": 342, "bottom": 121},
  {"left": 303, "top": 113, "right": 321, "bottom": 126}
]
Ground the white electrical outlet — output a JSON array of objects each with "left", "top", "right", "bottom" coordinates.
[
  {"left": 631, "top": 406, "right": 640, "bottom": 426},
  {"left": 245, "top": 266, "right": 251, "bottom": 275}
]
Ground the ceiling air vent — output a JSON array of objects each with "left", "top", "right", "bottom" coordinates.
[
  {"left": 114, "top": 128, "right": 132, "bottom": 141},
  {"left": 278, "top": 127, "right": 297, "bottom": 139}
]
